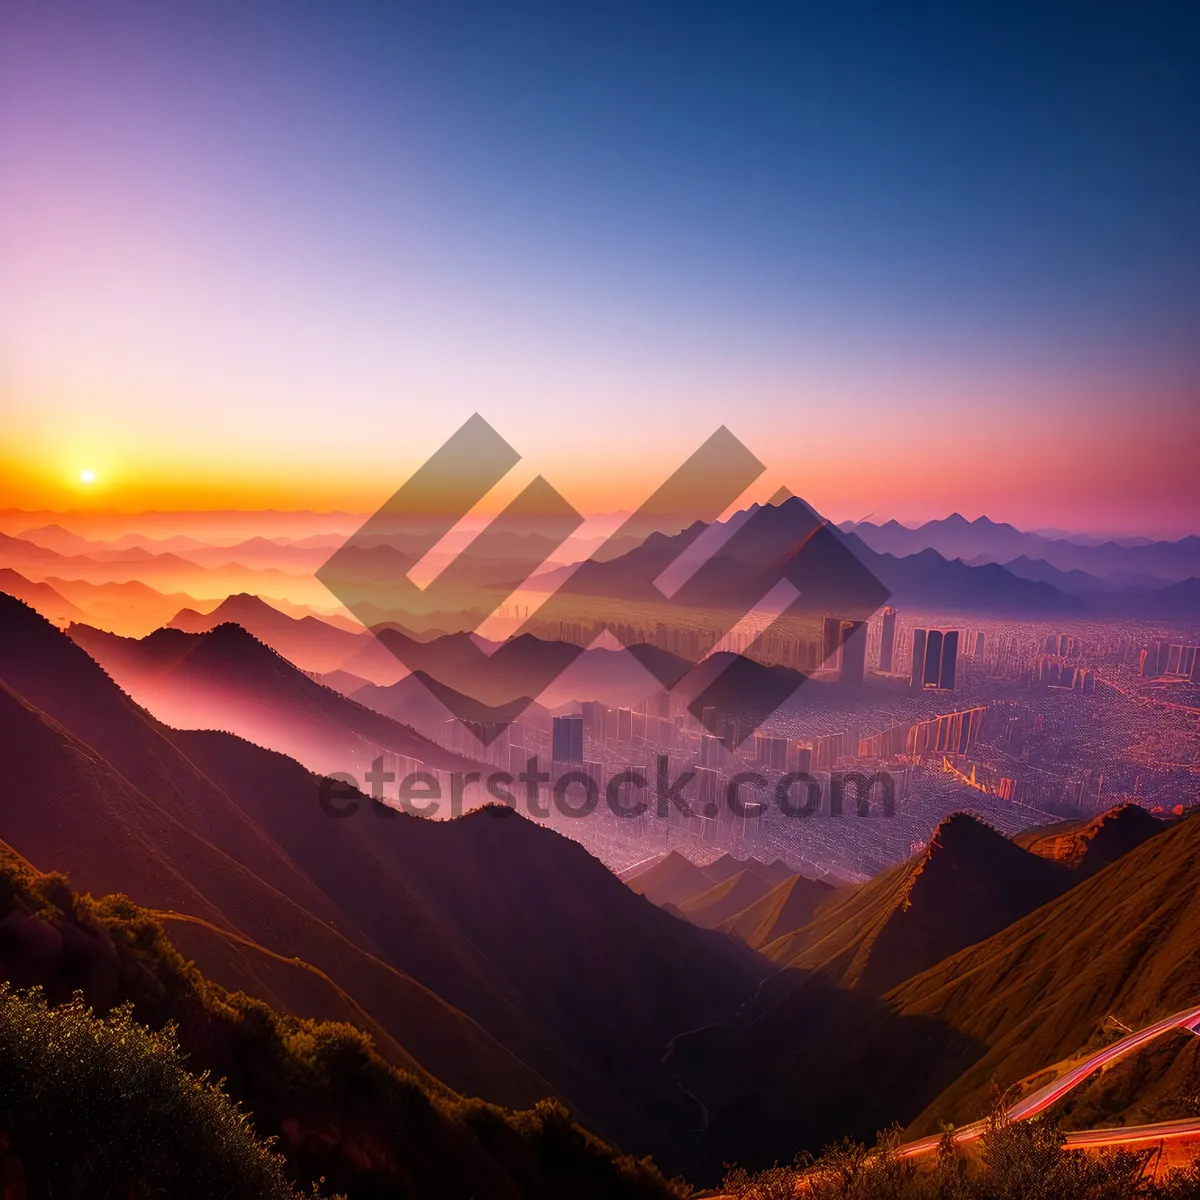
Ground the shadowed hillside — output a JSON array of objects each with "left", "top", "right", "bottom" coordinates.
[
  {"left": 716, "top": 873, "right": 836, "bottom": 949},
  {"left": 762, "top": 812, "right": 1070, "bottom": 993},
  {"left": 0, "top": 843, "right": 687, "bottom": 1199}
]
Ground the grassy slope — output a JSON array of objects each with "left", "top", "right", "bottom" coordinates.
[{"left": 0, "top": 842, "right": 686, "bottom": 1200}]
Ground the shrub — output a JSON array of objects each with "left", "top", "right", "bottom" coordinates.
[
  {"left": 721, "top": 1104, "right": 1200, "bottom": 1199},
  {"left": 0, "top": 983, "right": 304, "bottom": 1199}
]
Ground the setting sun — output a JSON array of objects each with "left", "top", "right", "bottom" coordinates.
[{"left": 79, "top": 469, "right": 96, "bottom": 483}]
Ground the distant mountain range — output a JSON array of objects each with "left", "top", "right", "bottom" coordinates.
[
  {"left": 4, "top": 503, "right": 1195, "bottom": 628},
  {"left": 536, "top": 499, "right": 1087, "bottom": 615},
  {"left": 0, "top": 531, "right": 334, "bottom": 607},
  {"left": 844, "top": 513, "right": 1200, "bottom": 585}
]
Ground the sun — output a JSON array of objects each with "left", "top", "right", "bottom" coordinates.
[{"left": 79, "top": 469, "right": 97, "bottom": 483}]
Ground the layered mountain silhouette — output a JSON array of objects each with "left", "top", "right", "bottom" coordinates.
[
  {"left": 537, "top": 499, "right": 1082, "bottom": 614},
  {"left": 0, "top": 531, "right": 333, "bottom": 607},
  {"left": 625, "top": 850, "right": 721, "bottom": 908},
  {"left": 3, "top": 569, "right": 204, "bottom": 636},
  {"left": 66, "top": 619, "right": 469, "bottom": 776},
  {"left": 0, "top": 568, "right": 86, "bottom": 625},
  {"left": 625, "top": 851, "right": 799, "bottom": 927},
  {"left": 349, "top": 668, "right": 547, "bottom": 740},
  {"left": 715, "top": 872, "right": 837, "bottom": 948},
  {"left": 0, "top": 593, "right": 766, "bottom": 1175},
  {"left": 167, "top": 592, "right": 381, "bottom": 677},
  {"left": 845, "top": 513, "right": 1200, "bottom": 583},
  {"left": 356, "top": 626, "right": 691, "bottom": 711}
]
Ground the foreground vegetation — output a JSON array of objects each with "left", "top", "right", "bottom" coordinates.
[
  {"left": 0, "top": 984, "right": 315, "bottom": 1199},
  {"left": 722, "top": 1109, "right": 1200, "bottom": 1199},
  {"left": 0, "top": 848, "right": 687, "bottom": 1199}
]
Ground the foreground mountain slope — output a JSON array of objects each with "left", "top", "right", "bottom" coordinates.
[
  {"left": 0, "top": 843, "right": 686, "bottom": 1200},
  {"left": 890, "top": 808, "right": 1200, "bottom": 1134},
  {"left": 0, "top": 596, "right": 549, "bottom": 1110},
  {"left": 179, "top": 723, "right": 767, "bottom": 1170},
  {"left": 762, "top": 813, "right": 1070, "bottom": 993}
]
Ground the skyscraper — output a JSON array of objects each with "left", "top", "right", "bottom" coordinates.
[
  {"left": 839, "top": 619, "right": 867, "bottom": 687},
  {"left": 551, "top": 715, "right": 584, "bottom": 764},
  {"left": 879, "top": 606, "right": 897, "bottom": 673},
  {"left": 754, "top": 733, "right": 789, "bottom": 770},
  {"left": 923, "top": 630, "right": 944, "bottom": 687},
  {"left": 940, "top": 630, "right": 959, "bottom": 690},
  {"left": 910, "top": 628, "right": 928, "bottom": 689},
  {"left": 821, "top": 615, "right": 843, "bottom": 671},
  {"left": 911, "top": 628, "right": 958, "bottom": 690}
]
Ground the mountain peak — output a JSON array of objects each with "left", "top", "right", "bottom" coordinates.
[
  {"left": 211, "top": 592, "right": 280, "bottom": 616},
  {"left": 1014, "top": 803, "right": 1164, "bottom": 874}
]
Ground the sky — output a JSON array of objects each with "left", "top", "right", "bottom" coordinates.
[{"left": 1, "top": 0, "right": 1197, "bottom": 535}]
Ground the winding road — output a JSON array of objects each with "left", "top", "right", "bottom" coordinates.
[
  {"left": 750, "top": 1002, "right": 1200, "bottom": 1195},
  {"left": 896, "top": 1001, "right": 1200, "bottom": 1159}
]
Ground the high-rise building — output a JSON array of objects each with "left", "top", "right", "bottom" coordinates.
[
  {"left": 754, "top": 733, "right": 789, "bottom": 771},
  {"left": 786, "top": 741, "right": 813, "bottom": 774},
  {"left": 910, "top": 628, "right": 928, "bottom": 689},
  {"left": 923, "top": 630, "right": 944, "bottom": 686},
  {"left": 821, "top": 615, "right": 842, "bottom": 671},
  {"left": 581, "top": 700, "right": 604, "bottom": 734},
  {"left": 911, "top": 628, "right": 958, "bottom": 690},
  {"left": 551, "top": 715, "right": 584, "bottom": 764},
  {"left": 617, "top": 707, "right": 633, "bottom": 742},
  {"left": 940, "top": 630, "right": 959, "bottom": 690},
  {"left": 879, "top": 607, "right": 897, "bottom": 673},
  {"left": 839, "top": 619, "right": 867, "bottom": 686},
  {"left": 1156, "top": 639, "right": 1172, "bottom": 675}
]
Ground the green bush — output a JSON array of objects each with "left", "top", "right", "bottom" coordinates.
[{"left": 0, "top": 983, "right": 303, "bottom": 1199}]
